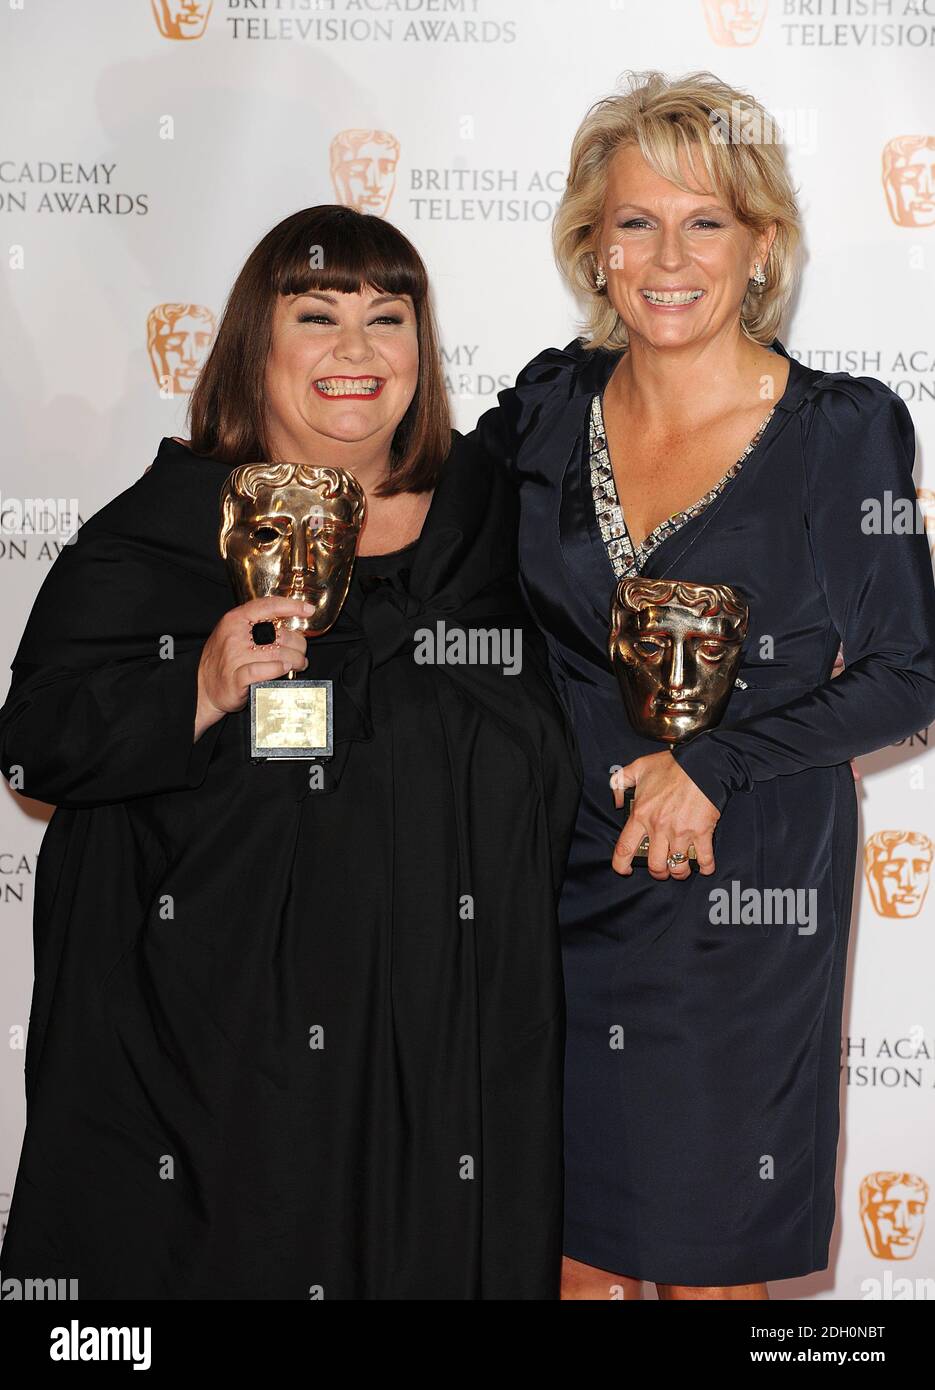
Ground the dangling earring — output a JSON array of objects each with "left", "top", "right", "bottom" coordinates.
[
  {"left": 751, "top": 261, "right": 767, "bottom": 287},
  {"left": 595, "top": 264, "right": 607, "bottom": 291}
]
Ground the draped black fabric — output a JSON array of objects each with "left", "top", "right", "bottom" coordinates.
[
  {"left": 469, "top": 338, "right": 935, "bottom": 1284},
  {"left": 0, "top": 432, "right": 582, "bottom": 1300}
]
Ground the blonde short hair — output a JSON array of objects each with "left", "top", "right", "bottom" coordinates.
[{"left": 552, "top": 70, "right": 802, "bottom": 352}]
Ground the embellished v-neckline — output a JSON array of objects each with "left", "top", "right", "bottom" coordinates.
[{"left": 588, "top": 388, "right": 777, "bottom": 578}]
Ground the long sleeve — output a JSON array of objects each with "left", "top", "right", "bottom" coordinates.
[
  {"left": 0, "top": 647, "right": 226, "bottom": 808},
  {"left": 0, "top": 459, "right": 234, "bottom": 808},
  {"left": 671, "top": 381, "right": 935, "bottom": 812}
]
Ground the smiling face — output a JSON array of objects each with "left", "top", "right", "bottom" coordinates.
[
  {"left": 596, "top": 142, "right": 774, "bottom": 355},
  {"left": 263, "top": 286, "right": 419, "bottom": 465},
  {"left": 610, "top": 580, "right": 748, "bottom": 742}
]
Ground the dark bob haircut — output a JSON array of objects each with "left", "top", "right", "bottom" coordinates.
[{"left": 188, "top": 205, "right": 451, "bottom": 496}]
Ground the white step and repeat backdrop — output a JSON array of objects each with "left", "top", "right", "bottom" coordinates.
[{"left": 1, "top": 0, "right": 933, "bottom": 1301}]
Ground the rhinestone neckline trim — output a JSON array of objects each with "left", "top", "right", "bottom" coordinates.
[{"left": 588, "top": 390, "right": 776, "bottom": 578}]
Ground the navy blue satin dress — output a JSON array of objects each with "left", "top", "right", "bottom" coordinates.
[{"left": 469, "top": 336, "right": 935, "bottom": 1284}]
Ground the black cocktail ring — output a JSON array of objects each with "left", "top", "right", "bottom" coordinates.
[{"left": 250, "top": 620, "right": 278, "bottom": 648}]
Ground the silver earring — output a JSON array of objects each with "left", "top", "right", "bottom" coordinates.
[
  {"left": 751, "top": 261, "right": 767, "bottom": 287},
  {"left": 595, "top": 264, "right": 607, "bottom": 291}
]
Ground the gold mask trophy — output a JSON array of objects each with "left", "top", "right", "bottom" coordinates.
[
  {"left": 219, "top": 462, "right": 367, "bottom": 759},
  {"left": 608, "top": 578, "right": 749, "bottom": 868}
]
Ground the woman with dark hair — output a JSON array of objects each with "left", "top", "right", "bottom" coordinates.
[{"left": 0, "top": 206, "right": 581, "bottom": 1300}]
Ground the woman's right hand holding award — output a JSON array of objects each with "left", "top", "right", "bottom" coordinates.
[
  {"left": 610, "top": 754, "right": 720, "bottom": 881},
  {"left": 195, "top": 594, "right": 314, "bottom": 742}
]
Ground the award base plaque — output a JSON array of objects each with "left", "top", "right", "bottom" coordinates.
[
  {"left": 622, "top": 786, "right": 699, "bottom": 870},
  {"left": 250, "top": 676, "right": 333, "bottom": 760}
]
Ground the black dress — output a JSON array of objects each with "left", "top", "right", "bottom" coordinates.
[
  {"left": 0, "top": 432, "right": 581, "bottom": 1299},
  {"left": 469, "top": 337, "right": 935, "bottom": 1284}
]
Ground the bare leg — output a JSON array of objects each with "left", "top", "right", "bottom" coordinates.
[
  {"left": 657, "top": 1282, "right": 769, "bottom": 1300},
  {"left": 561, "top": 1254, "right": 643, "bottom": 1300}
]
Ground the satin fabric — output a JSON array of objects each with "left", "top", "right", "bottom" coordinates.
[
  {"left": 0, "top": 432, "right": 581, "bottom": 1299},
  {"left": 469, "top": 337, "right": 935, "bottom": 1283}
]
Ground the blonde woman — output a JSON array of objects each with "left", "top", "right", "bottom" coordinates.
[{"left": 470, "top": 71, "right": 935, "bottom": 1299}]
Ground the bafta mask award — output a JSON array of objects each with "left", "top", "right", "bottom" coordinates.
[
  {"left": 219, "top": 462, "right": 367, "bottom": 759},
  {"left": 608, "top": 577, "right": 749, "bottom": 868}
]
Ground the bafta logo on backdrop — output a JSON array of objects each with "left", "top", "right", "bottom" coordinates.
[
  {"left": 147, "top": 304, "right": 216, "bottom": 397},
  {"left": 702, "top": 0, "right": 767, "bottom": 47},
  {"left": 330, "top": 130, "right": 400, "bottom": 216},
  {"left": 882, "top": 137, "right": 935, "bottom": 227},
  {"left": 151, "top": 0, "right": 213, "bottom": 40},
  {"left": 863, "top": 831, "right": 933, "bottom": 919},
  {"left": 860, "top": 1173, "right": 928, "bottom": 1260}
]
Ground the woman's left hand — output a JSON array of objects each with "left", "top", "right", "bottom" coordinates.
[{"left": 610, "top": 751, "right": 720, "bottom": 880}]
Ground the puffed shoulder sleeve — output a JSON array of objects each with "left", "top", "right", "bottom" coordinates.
[
  {"left": 466, "top": 339, "right": 585, "bottom": 478},
  {"left": 672, "top": 376, "right": 935, "bottom": 810}
]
